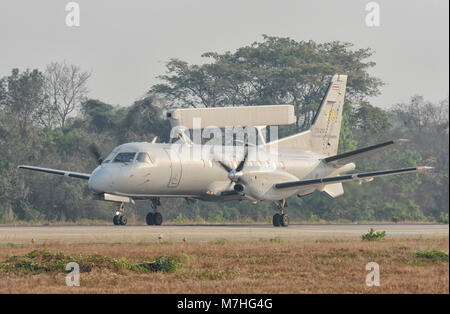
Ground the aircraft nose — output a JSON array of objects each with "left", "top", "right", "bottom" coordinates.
[{"left": 88, "top": 166, "right": 111, "bottom": 193}]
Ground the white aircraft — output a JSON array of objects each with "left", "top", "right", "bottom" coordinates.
[{"left": 18, "top": 75, "right": 432, "bottom": 227}]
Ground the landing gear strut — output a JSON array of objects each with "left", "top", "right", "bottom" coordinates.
[
  {"left": 273, "top": 199, "right": 289, "bottom": 227},
  {"left": 113, "top": 202, "right": 127, "bottom": 226},
  {"left": 146, "top": 197, "right": 163, "bottom": 226}
]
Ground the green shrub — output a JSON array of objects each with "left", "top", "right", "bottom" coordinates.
[
  {"left": 138, "top": 255, "right": 182, "bottom": 273},
  {"left": 173, "top": 213, "right": 186, "bottom": 223},
  {"left": 412, "top": 248, "right": 449, "bottom": 261},
  {"left": 438, "top": 213, "right": 449, "bottom": 224},
  {"left": 362, "top": 228, "right": 386, "bottom": 241}
]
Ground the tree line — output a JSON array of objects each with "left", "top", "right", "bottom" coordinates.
[{"left": 0, "top": 36, "right": 448, "bottom": 223}]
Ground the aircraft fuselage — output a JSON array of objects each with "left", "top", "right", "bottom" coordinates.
[{"left": 87, "top": 142, "right": 341, "bottom": 202}]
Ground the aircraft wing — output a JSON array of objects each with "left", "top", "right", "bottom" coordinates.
[
  {"left": 323, "top": 139, "right": 408, "bottom": 167},
  {"left": 274, "top": 166, "right": 432, "bottom": 190},
  {"left": 18, "top": 165, "right": 91, "bottom": 180}
]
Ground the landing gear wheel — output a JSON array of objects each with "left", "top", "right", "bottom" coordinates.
[
  {"left": 154, "top": 212, "right": 163, "bottom": 225},
  {"left": 119, "top": 215, "right": 127, "bottom": 226},
  {"left": 113, "top": 202, "right": 126, "bottom": 226},
  {"left": 280, "top": 214, "right": 289, "bottom": 227},
  {"left": 273, "top": 213, "right": 281, "bottom": 227},
  {"left": 146, "top": 212, "right": 155, "bottom": 225}
]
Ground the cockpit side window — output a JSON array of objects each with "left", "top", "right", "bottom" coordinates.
[
  {"left": 136, "top": 152, "right": 152, "bottom": 163},
  {"left": 102, "top": 152, "right": 116, "bottom": 164},
  {"left": 113, "top": 152, "right": 136, "bottom": 163}
]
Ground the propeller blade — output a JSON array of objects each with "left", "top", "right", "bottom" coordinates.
[
  {"left": 235, "top": 134, "right": 248, "bottom": 172},
  {"left": 216, "top": 133, "right": 248, "bottom": 185},
  {"left": 217, "top": 160, "right": 233, "bottom": 173},
  {"left": 235, "top": 152, "right": 247, "bottom": 172}
]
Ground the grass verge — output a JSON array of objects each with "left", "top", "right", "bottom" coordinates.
[{"left": 0, "top": 249, "right": 184, "bottom": 274}]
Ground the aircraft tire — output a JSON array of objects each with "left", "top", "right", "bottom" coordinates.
[
  {"left": 273, "top": 213, "right": 281, "bottom": 227},
  {"left": 119, "top": 215, "right": 127, "bottom": 226},
  {"left": 113, "top": 215, "right": 120, "bottom": 225},
  {"left": 146, "top": 212, "right": 155, "bottom": 225},
  {"left": 154, "top": 212, "right": 163, "bottom": 225},
  {"left": 280, "top": 214, "right": 289, "bottom": 227}
]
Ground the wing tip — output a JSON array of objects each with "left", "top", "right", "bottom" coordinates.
[{"left": 417, "top": 166, "right": 434, "bottom": 171}]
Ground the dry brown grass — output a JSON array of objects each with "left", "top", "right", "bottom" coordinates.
[{"left": 0, "top": 235, "right": 448, "bottom": 294}]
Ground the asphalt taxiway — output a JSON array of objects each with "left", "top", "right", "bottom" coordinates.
[{"left": 0, "top": 224, "right": 447, "bottom": 246}]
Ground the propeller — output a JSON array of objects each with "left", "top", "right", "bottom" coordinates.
[
  {"left": 216, "top": 134, "right": 249, "bottom": 191},
  {"left": 88, "top": 143, "right": 103, "bottom": 165}
]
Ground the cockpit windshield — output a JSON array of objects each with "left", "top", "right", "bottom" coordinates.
[{"left": 113, "top": 152, "right": 136, "bottom": 163}]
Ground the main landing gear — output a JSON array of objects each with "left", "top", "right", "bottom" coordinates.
[
  {"left": 146, "top": 197, "right": 163, "bottom": 226},
  {"left": 113, "top": 202, "right": 127, "bottom": 226},
  {"left": 273, "top": 199, "right": 289, "bottom": 227}
]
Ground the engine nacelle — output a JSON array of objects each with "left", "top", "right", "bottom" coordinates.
[
  {"left": 237, "top": 168, "right": 300, "bottom": 201},
  {"left": 234, "top": 184, "right": 245, "bottom": 193}
]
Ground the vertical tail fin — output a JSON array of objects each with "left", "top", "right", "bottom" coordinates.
[
  {"left": 309, "top": 74, "right": 347, "bottom": 156},
  {"left": 267, "top": 74, "right": 347, "bottom": 156}
]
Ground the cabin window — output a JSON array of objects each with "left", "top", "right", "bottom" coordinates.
[
  {"left": 136, "top": 152, "right": 152, "bottom": 163},
  {"left": 113, "top": 152, "right": 136, "bottom": 163}
]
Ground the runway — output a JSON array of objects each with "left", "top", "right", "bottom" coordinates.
[{"left": 0, "top": 224, "right": 447, "bottom": 246}]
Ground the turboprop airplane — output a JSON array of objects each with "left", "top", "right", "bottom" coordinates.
[{"left": 18, "top": 74, "right": 432, "bottom": 227}]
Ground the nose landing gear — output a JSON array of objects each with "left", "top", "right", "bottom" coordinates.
[
  {"left": 273, "top": 199, "right": 289, "bottom": 227},
  {"left": 146, "top": 197, "right": 163, "bottom": 226},
  {"left": 113, "top": 202, "right": 127, "bottom": 226}
]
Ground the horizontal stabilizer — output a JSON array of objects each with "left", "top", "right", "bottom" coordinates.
[
  {"left": 274, "top": 166, "right": 432, "bottom": 190},
  {"left": 18, "top": 165, "right": 91, "bottom": 180},
  {"left": 324, "top": 139, "right": 408, "bottom": 167}
]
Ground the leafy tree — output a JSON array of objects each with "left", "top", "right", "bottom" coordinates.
[
  {"left": 0, "top": 68, "right": 46, "bottom": 135},
  {"left": 82, "top": 99, "right": 125, "bottom": 133},
  {"left": 152, "top": 35, "right": 383, "bottom": 131},
  {"left": 119, "top": 96, "right": 171, "bottom": 143}
]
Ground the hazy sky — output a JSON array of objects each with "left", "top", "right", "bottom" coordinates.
[{"left": 0, "top": 0, "right": 448, "bottom": 109}]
